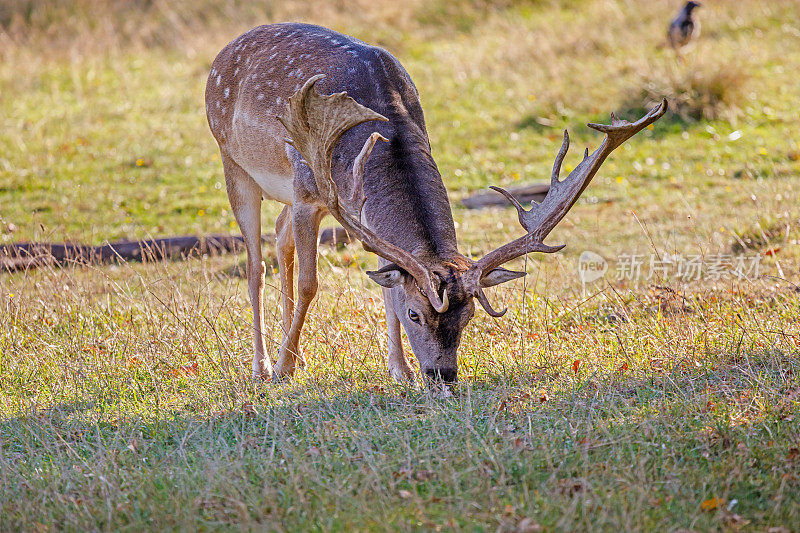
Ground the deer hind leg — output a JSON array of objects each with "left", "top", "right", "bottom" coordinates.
[
  {"left": 273, "top": 201, "right": 325, "bottom": 379},
  {"left": 275, "top": 205, "right": 295, "bottom": 337},
  {"left": 223, "top": 155, "right": 271, "bottom": 380},
  {"left": 382, "top": 287, "right": 416, "bottom": 382}
]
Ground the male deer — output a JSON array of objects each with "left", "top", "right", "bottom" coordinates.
[{"left": 205, "top": 23, "right": 666, "bottom": 383}]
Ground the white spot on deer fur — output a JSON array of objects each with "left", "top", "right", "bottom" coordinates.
[
  {"left": 222, "top": 107, "right": 226, "bottom": 115},
  {"left": 234, "top": 67, "right": 239, "bottom": 76},
  {"left": 216, "top": 74, "right": 221, "bottom": 86},
  {"left": 215, "top": 101, "right": 220, "bottom": 109},
  {"left": 276, "top": 97, "right": 282, "bottom": 105},
  {"left": 269, "top": 53, "right": 277, "bottom": 60},
  {"left": 257, "top": 93, "right": 265, "bottom": 100},
  {"left": 224, "top": 87, "right": 230, "bottom": 98},
  {"left": 236, "top": 55, "right": 241, "bottom": 62}
]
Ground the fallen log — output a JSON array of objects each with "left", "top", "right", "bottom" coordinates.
[
  {"left": 461, "top": 183, "right": 550, "bottom": 209},
  {"left": 0, "top": 227, "right": 352, "bottom": 272}
]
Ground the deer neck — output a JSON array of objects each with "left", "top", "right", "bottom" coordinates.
[{"left": 357, "top": 114, "right": 459, "bottom": 263}]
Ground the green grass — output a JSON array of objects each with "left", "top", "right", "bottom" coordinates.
[{"left": 2, "top": 0, "right": 800, "bottom": 530}]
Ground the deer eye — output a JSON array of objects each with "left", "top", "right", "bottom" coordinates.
[{"left": 408, "top": 309, "right": 420, "bottom": 323}]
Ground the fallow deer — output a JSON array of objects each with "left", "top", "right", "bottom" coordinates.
[{"left": 205, "top": 23, "right": 666, "bottom": 383}]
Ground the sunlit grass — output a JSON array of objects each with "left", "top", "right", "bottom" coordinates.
[{"left": 2, "top": 0, "right": 800, "bottom": 530}]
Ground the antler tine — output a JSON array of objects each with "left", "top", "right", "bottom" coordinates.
[
  {"left": 466, "top": 99, "right": 667, "bottom": 314},
  {"left": 475, "top": 287, "right": 507, "bottom": 318},
  {"left": 551, "top": 129, "right": 570, "bottom": 184},
  {"left": 488, "top": 186, "right": 531, "bottom": 231},
  {"left": 279, "top": 75, "right": 449, "bottom": 313},
  {"left": 349, "top": 131, "right": 388, "bottom": 217},
  {"left": 587, "top": 98, "right": 668, "bottom": 149}
]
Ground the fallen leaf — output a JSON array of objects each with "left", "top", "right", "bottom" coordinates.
[
  {"left": 539, "top": 391, "right": 549, "bottom": 403},
  {"left": 414, "top": 469, "right": 435, "bottom": 481},
  {"left": 557, "top": 478, "right": 584, "bottom": 496},
  {"left": 393, "top": 467, "right": 412, "bottom": 479},
  {"left": 572, "top": 360, "right": 581, "bottom": 373},
  {"left": 398, "top": 489, "right": 412, "bottom": 499},
  {"left": 700, "top": 497, "right": 724, "bottom": 511},
  {"left": 516, "top": 517, "right": 544, "bottom": 533},
  {"left": 764, "top": 247, "right": 781, "bottom": 256},
  {"left": 307, "top": 446, "right": 321, "bottom": 457},
  {"left": 512, "top": 437, "right": 533, "bottom": 451},
  {"left": 171, "top": 362, "right": 199, "bottom": 377},
  {"left": 618, "top": 362, "right": 629, "bottom": 373},
  {"left": 787, "top": 447, "right": 799, "bottom": 462},
  {"left": 241, "top": 402, "right": 256, "bottom": 415},
  {"left": 722, "top": 512, "right": 749, "bottom": 529}
]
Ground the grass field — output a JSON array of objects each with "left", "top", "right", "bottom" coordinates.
[{"left": 2, "top": 0, "right": 800, "bottom": 530}]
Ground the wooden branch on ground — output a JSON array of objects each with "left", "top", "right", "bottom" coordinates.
[
  {"left": 461, "top": 183, "right": 550, "bottom": 209},
  {"left": 0, "top": 227, "right": 352, "bottom": 272}
]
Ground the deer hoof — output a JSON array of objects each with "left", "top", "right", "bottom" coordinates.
[
  {"left": 389, "top": 362, "right": 416, "bottom": 383},
  {"left": 251, "top": 357, "right": 273, "bottom": 381},
  {"left": 272, "top": 358, "right": 299, "bottom": 380}
]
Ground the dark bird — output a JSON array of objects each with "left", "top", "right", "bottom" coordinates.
[{"left": 668, "top": 1, "right": 701, "bottom": 51}]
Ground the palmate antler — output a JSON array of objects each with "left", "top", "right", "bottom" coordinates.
[
  {"left": 278, "top": 75, "right": 449, "bottom": 312},
  {"left": 464, "top": 99, "right": 669, "bottom": 317}
]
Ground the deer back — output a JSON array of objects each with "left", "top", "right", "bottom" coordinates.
[{"left": 205, "top": 23, "right": 459, "bottom": 261}]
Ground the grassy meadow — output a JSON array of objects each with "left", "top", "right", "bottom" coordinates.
[{"left": 2, "top": 0, "right": 800, "bottom": 530}]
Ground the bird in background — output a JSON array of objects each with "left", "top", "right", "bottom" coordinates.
[{"left": 668, "top": 1, "right": 702, "bottom": 53}]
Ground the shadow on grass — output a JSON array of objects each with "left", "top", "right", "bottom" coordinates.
[{"left": 1, "top": 354, "right": 797, "bottom": 530}]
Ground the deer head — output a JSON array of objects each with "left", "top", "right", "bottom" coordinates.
[{"left": 280, "top": 75, "right": 667, "bottom": 383}]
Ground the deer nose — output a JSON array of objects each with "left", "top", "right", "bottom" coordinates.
[{"left": 424, "top": 367, "right": 457, "bottom": 383}]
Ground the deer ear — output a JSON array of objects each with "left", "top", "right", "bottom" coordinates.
[
  {"left": 480, "top": 267, "right": 526, "bottom": 288},
  {"left": 366, "top": 264, "right": 406, "bottom": 288}
]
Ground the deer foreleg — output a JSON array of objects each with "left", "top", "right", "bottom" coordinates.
[
  {"left": 273, "top": 201, "right": 324, "bottom": 378},
  {"left": 381, "top": 287, "right": 415, "bottom": 382}
]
